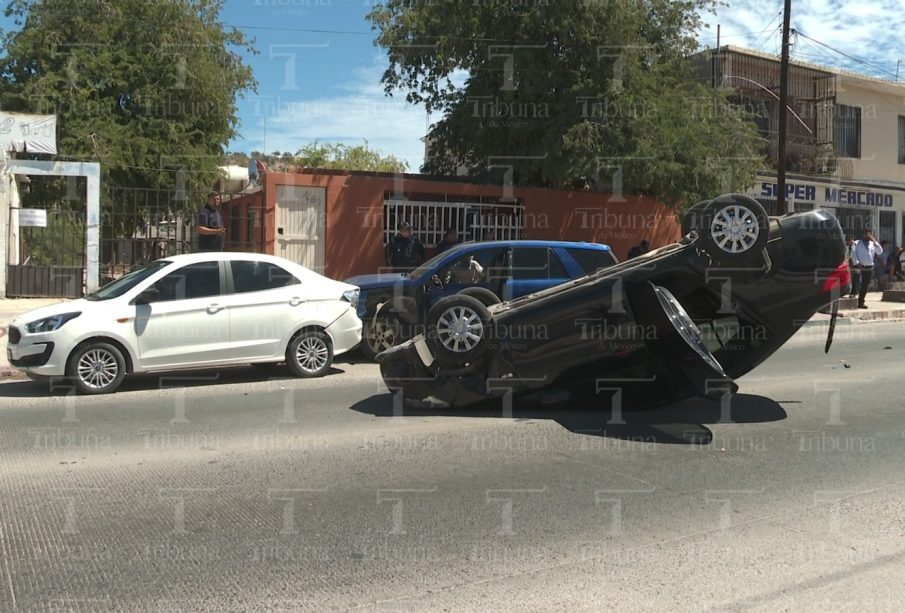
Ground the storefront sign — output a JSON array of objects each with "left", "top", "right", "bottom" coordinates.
[
  {"left": 751, "top": 177, "right": 900, "bottom": 209},
  {"left": 0, "top": 111, "right": 57, "bottom": 154}
]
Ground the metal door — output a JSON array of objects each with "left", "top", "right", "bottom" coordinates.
[{"left": 275, "top": 185, "right": 325, "bottom": 272}]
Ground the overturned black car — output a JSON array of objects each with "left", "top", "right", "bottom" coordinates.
[{"left": 378, "top": 195, "right": 851, "bottom": 409}]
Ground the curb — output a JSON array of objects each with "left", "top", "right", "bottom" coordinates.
[{"left": 799, "top": 314, "right": 905, "bottom": 328}]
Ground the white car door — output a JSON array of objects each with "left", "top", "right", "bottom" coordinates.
[
  {"left": 134, "top": 260, "right": 230, "bottom": 368},
  {"left": 225, "top": 259, "right": 308, "bottom": 360}
]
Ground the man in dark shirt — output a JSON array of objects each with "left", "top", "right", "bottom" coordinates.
[
  {"left": 435, "top": 227, "right": 459, "bottom": 255},
  {"left": 197, "top": 191, "right": 226, "bottom": 252},
  {"left": 385, "top": 221, "right": 426, "bottom": 273}
]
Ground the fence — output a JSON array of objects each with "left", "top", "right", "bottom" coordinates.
[{"left": 384, "top": 198, "right": 525, "bottom": 248}]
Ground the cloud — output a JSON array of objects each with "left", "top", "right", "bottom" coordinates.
[
  {"left": 234, "top": 57, "right": 429, "bottom": 171},
  {"left": 699, "top": 0, "right": 905, "bottom": 79}
]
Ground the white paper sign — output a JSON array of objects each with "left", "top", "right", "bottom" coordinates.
[
  {"left": 18, "top": 209, "right": 47, "bottom": 227},
  {"left": 0, "top": 112, "right": 57, "bottom": 154}
]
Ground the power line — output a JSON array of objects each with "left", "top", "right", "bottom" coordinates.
[
  {"left": 794, "top": 29, "right": 899, "bottom": 80},
  {"left": 749, "top": 9, "right": 783, "bottom": 52}
]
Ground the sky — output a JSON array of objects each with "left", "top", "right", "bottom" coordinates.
[
  {"left": 219, "top": 0, "right": 905, "bottom": 171},
  {"left": 4, "top": 1, "right": 905, "bottom": 172}
]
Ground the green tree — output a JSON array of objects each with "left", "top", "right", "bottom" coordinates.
[
  {"left": 368, "top": 0, "right": 763, "bottom": 209},
  {"left": 0, "top": 0, "right": 256, "bottom": 210},
  {"left": 293, "top": 141, "right": 408, "bottom": 173}
]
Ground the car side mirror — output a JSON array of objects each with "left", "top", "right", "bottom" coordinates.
[{"left": 133, "top": 287, "right": 160, "bottom": 305}]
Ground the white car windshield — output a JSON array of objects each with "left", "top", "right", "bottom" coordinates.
[{"left": 85, "top": 260, "right": 173, "bottom": 301}]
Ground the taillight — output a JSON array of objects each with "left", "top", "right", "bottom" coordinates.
[{"left": 822, "top": 261, "right": 851, "bottom": 293}]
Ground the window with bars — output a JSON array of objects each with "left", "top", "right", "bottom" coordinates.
[
  {"left": 835, "top": 104, "right": 861, "bottom": 158},
  {"left": 898, "top": 116, "right": 905, "bottom": 164}
]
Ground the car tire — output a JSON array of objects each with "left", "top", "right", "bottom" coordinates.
[
  {"left": 286, "top": 330, "right": 334, "bottom": 378},
  {"left": 681, "top": 200, "right": 710, "bottom": 237},
  {"left": 426, "top": 294, "right": 492, "bottom": 367},
  {"left": 360, "top": 314, "right": 404, "bottom": 361},
  {"left": 67, "top": 341, "right": 127, "bottom": 395},
  {"left": 697, "top": 194, "right": 769, "bottom": 262},
  {"left": 458, "top": 287, "right": 502, "bottom": 307}
]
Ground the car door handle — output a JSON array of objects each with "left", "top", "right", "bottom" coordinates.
[
  {"left": 206, "top": 303, "right": 224, "bottom": 314},
  {"left": 289, "top": 297, "right": 304, "bottom": 307}
]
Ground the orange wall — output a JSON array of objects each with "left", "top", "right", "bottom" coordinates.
[{"left": 250, "top": 170, "right": 681, "bottom": 280}]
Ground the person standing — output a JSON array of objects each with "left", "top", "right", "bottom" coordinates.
[
  {"left": 851, "top": 230, "right": 884, "bottom": 308},
  {"left": 435, "top": 227, "right": 459, "bottom": 255},
  {"left": 385, "top": 221, "right": 425, "bottom": 273},
  {"left": 197, "top": 191, "right": 226, "bottom": 252}
]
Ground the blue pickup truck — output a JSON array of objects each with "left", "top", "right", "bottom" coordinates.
[{"left": 346, "top": 240, "right": 617, "bottom": 360}]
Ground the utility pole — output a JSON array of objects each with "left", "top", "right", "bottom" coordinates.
[{"left": 776, "top": 0, "right": 792, "bottom": 215}]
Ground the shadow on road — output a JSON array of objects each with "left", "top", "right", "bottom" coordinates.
[
  {"left": 349, "top": 393, "right": 788, "bottom": 445},
  {"left": 0, "top": 364, "right": 347, "bottom": 398}
]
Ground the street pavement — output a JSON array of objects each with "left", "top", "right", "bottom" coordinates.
[{"left": 0, "top": 321, "right": 902, "bottom": 611}]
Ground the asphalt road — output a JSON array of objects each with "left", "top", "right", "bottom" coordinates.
[{"left": 0, "top": 322, "right": 903, "bottom": 612}]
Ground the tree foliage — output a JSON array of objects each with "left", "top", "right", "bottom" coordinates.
[
  {"left": 293, "top": 141, "right": 408, "bottom": 173},
  {"left": 0, "top": 0, "right": 256, "bottom": 210},
  {"left": 368, "top": 0, "right": 763, "bottom": 209},
  {"left": 225, "top": 141, "right": 409, "bottom": 173}
]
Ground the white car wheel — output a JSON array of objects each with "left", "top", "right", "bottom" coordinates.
[
  {"left": 67, "top": 342, "right": 127, "bottom": 394},
  {"left": 287, "top": 331, "right": 333, "bottom": 378}
]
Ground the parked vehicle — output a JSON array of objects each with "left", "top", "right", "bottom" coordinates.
[
  {"left": 378, "top": 195, "right": 851, "bottom": 409},
  {"left": 7, "top": 253, "right": 361, "bottom": 394},
  {"left": 345, "top": 240, "right": 617, "bottom": 360}
]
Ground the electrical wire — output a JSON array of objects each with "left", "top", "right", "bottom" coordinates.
[{"left": 794, "top": 29, "right": 899, "bottom": 80}]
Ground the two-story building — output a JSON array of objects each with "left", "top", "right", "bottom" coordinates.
[{"left": 701, "top": 45, "right": 905, "bottom": 245}]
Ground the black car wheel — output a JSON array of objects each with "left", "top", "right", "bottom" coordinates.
[
  {"left": 361, "top": 314, "right": 403, "bottom": 361},
  {"left": 426, "top": 294, "right": 492, "bottom": 367},
  {"left": 67, "top": 341, "right": 127, "bottom": 394},
  {"left": 458, "top": 286, "right": 501, "bottom": 307},
  {"left": 681, "top": 200, "right": 710, "bottom": 237},
  {"left": 698, "top": 195, "right": 769, "bottom": 261},
  {"left": 286, "top": 330, "right": 333, "bottom": 378}
]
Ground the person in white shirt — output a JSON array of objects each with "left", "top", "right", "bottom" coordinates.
[{"left": 850, "top": 230, "right": 884, "bottom": 308}]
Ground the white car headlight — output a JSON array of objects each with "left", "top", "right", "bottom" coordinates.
[
  {"left": 341, "top": 289, "right": 360, "bottom": 309},
  {"left": 24, "top": 312, "right": 81, "bottom": 333}
]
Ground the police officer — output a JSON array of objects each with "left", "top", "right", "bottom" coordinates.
[
  {"left": 385, "top": 221, "right": 426, "bottom": 273},
  {"left": 197, "top": 191, "right": 226, "bottom": 252}
]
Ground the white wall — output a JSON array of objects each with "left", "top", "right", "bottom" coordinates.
[{"left": 835, "top": 77, "right": 905, "bottom": 183}]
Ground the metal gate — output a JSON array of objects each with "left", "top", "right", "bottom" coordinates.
[
  {"left": 100, "top": 187, "right": 197, "bottom": 285},
  {"left": 384, "top": 198, "right": 525, "bottom": 248},
  {"left": 275, "top": 185, "right": 325, "bottom": 272},
  {"left": 6, "top": 206, "right": 86, "bottom": 298}
]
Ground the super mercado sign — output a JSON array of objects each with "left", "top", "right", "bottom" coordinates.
[{"left": 755, "top": 180, "right": 896, "bottom": 208}]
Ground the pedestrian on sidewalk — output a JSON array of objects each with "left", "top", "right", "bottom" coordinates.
[{"left": 851, "top": 230, "right": 884, "bottom": 308}]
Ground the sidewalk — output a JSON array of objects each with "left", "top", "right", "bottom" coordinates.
[{"left": 2, "top": 291, "right": 904, "bottom": 378}]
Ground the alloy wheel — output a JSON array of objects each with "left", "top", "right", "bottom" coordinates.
[
  {"left": 296, "top": 336, "right": 330, "bottom": 374},
  {"left": 436, "top": 305, "right": 484, "bottom": 353},
  {"left": 76, "top": 348, "right": 120, "bottom": 390},
  {"left": 710, "top": 204, "right": 761, "bottom": 254}
]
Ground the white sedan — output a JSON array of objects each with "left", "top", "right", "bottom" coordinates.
[{"left": 6, "top": 253, "right": 362, "bottom": 394}]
